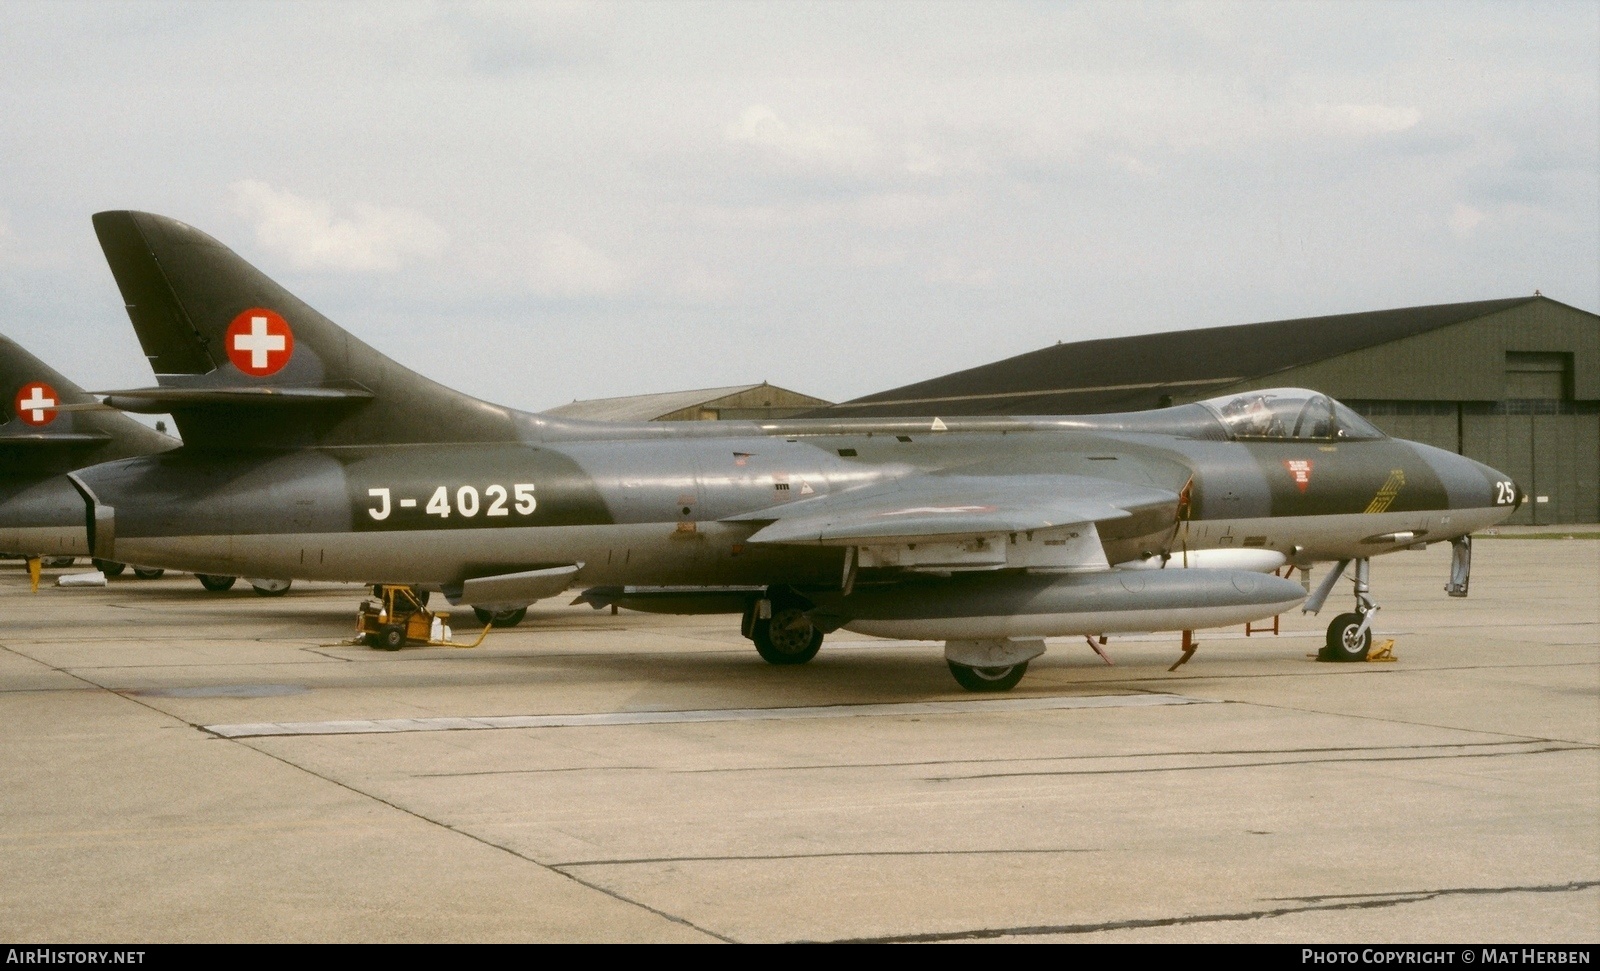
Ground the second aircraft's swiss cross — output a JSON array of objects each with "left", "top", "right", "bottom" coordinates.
[
  {"left": 13, "top": 381, "right": 60, "bottom": 426},
  {"left": 225, "top": 308, "right": 294, "bottom": 376},
  {"left": 1283, "top": 459, "right": 1314, "bottom": 493}
]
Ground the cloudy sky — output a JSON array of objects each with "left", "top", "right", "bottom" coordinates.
[{"left": 1, "top": 1, "right": 1595, "bottom": 414}]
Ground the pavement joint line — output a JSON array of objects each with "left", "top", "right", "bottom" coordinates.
[
  {"left": 821, "top": 879, "right": 1600, "bottom": 943},
  {"left": 1221, "top": 695, "right": 1599, "bottom": 747},
  {"left": 0, "top": 631, "right": 735, "bottom": 944},
  {"left": 231, "top": 738, "right": 737, "bottom": 943},
  {"left": 412, "top": 738, "right": 1575, "bottom": 779},
  {"left": 552, "top": 847, "right": 1103, "bottom": 868},
  {"left": 201, "top": 692, "right": 1215, "bottom": 738},
  {"left": 928, "top": 742, "right": 1594, "bottom": 781}
]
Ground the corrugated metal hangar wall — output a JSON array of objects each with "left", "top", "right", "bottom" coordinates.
[
  {"left": 824, "top": 296, "right": 1598, "bottom": 525},
  {"left": 1203, "top": 299, "right": 1596, "bottom": 525}
]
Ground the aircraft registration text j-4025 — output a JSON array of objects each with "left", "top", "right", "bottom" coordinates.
[{"left": 367, "top": 484, "right": 536, "bottom": 521}]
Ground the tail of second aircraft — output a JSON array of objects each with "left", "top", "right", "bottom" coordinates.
[
  {"left": 92, "top": 210, "right": 521, "bottom": 449},
  {"left": 0, "top": 332, "right": 176, "bottom": 478}
]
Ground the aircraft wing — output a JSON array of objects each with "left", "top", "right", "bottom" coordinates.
[{"left": 726, "top": 473, "right": 1178, "bottom": 546}]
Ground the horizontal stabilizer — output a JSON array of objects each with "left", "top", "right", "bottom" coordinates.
[
  {"left": 0, "top": 430, "right": 113, "bottom": 446},
  {"left": 99, "top": 383, "right": 376, "bottom": 414}
]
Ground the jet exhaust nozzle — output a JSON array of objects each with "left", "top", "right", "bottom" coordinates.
[{"left": 0, "top": 475, "right": 93, "bottom": 559}]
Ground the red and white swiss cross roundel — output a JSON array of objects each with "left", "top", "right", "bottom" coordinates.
[
  {"left": 225, "top": 308, "right": 295, "bottom": 377},
  {"left": 13, "top": 381, "right": 60, "bottom": 427}
]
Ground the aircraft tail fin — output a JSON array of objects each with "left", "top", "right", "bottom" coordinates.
[
  {"left": 0, "top": 332, "right": 175, "bottom": 477},
  {"left": 91, "top": 210, "right": 518, "bottom": 449}
]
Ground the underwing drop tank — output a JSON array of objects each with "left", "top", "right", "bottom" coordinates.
[{"left": 825, "top": 568, "right": 1307, "bottom": 641}]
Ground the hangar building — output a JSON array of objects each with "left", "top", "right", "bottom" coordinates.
[
  {"left": 547, "top": 382, "right": 831, "bottom": 423},
  {"left": 822, "top": 296, "right": 1598, "bottom": 525}
]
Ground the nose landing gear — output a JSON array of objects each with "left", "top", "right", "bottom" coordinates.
[{"left": 1307, "top": 558, "right": 1379, "bottom": 662}]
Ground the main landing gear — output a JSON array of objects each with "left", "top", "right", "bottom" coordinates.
[
  {"left": 946, "top": 660, "right": 1029, "bottom": 692},
  {"left": 91, "top": 559, "right": 166, "bottom": 580},
  {"left": 1310, "top": 558, "right": 1378, "bottom": 662},
  {"left": 944, "top": 638, "right": 1045, "bottom": 692},
  {"left": 473, "top": 605, "right": 527, "bottom": 627},
  {"left": 743, "top": 592, "right": 823, "bottom": 665}
]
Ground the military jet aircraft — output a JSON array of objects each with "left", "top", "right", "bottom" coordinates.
[
  {"left": 0, "top": 211, "right": 1523, "bottom": 689},
  {"left": 0, "top": 332, "right": 181, "bottom": 578}
]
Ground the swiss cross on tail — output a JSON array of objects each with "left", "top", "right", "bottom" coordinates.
[
  {"left": 225, "top": 308, "right": 294, "bottom": 376},
  {"left": 13, "top": 381, "right": 60, "bottom": 427},
  {"left": 1283, "top": 459, "right": 1314, "bottom": 493}
]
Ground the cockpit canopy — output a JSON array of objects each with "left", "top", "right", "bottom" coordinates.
[{"left": 1198, "top": 388, "right": 1385, "bottom": 442}]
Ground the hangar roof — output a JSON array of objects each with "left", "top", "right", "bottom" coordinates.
[
  {"left": 821, "top": 296, "right": 1550, "bottom": 417},
  {"left": 546, "top": 382, "right": 831, "bottom": 422}
]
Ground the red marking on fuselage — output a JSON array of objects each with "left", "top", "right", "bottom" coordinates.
[{"left": 1283, "top": 459, "right": 1314, "bottom": 493}]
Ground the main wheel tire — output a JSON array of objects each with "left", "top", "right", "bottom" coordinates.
[
  {"left": 93, "top": 559, "right": 126, "bottom": 577},
  {"left": 377, "top": 625, "right": 406, "bottom": 651},
  {"left": 1320, "top": 611, "right": 1372, "bottom": 662},
  {"left": 752, "top": 607, "right": 823, "bottom": 665},
  {"left": 43, "top": 556, "right": 76, "bottom": 568},
  {"left": 473, "top": 606, "right": 527, "bottom": 627},
  {"left": 197, "top": 574, "right": 237, "bottom": 592},
  {"left": 947, "top": 660, "right": 1029, "bottom": 692},
  {"left": 132, "top": 567, "right": 165, "bottom": 580},
  {"left": 249, "top": 578, "right": 292, "bottom": 597}
]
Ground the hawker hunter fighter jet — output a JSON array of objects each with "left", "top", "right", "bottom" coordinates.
[
  {"left": 0, "top": 332, "right": 180, "bottom": 578},
  {"left": 0, "top": 211, "right": 1523, "bottom": 690}
]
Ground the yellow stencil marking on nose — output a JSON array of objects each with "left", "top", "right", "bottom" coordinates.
[{"left": 1364, "top": 468, "right": 1406, "bottom": 514}]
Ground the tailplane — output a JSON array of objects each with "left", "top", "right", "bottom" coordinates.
[{"left": 92, "top": 210, "right": 519, "bottom": 449}]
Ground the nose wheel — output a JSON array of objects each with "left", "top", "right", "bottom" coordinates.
[
  {"left": 1318, "top": 558, "right": 1378, "bottom": 662},
  {"left": 1321, "top": 612, "right": 1372, "bottom": 661}
]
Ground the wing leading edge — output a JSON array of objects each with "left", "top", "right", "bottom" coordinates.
[{"left": 725, "top": 473, "right": 1179, "bottom": 572}]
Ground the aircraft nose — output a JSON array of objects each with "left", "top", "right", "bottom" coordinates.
[{"left": 1468, "top": 458, "right": 1524, "bottom": 516}]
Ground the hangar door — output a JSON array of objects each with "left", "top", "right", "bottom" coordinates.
[{"left": 1462, "top": 353, "right": 1599, "bottom": 526}]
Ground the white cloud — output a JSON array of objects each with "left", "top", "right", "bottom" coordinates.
[
  {"left": 229, "top": 180, "right": 448, "bottom": 272},
  {"left": 923, "top": 258, "right": 994, "bottom": 288},
  {"left": 524, "top": 230, "right": 627, "bottom": 297},
  {"left": 850, "top": 245, "right": 907, "bottom": 269},
  {"left": 1449, "top": 203, "right": 1486, "bottom": 236},
  {"left": 1109, "top": 153, "right": 1159, "bottom": 177},
  {"left": 725, "top": 105, "right": 879, "bottom": 171},
  {"left": 1311, "top": 103, "right": 1422, "bottom": 137}
]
